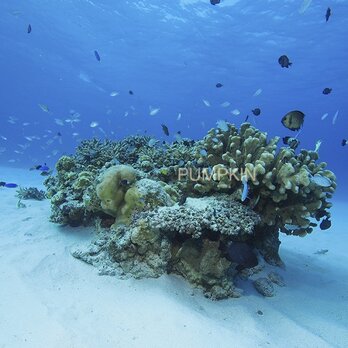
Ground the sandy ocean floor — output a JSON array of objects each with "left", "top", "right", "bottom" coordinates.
[{"left": 0, "top": 166, "right": 347, "bottom": 348}]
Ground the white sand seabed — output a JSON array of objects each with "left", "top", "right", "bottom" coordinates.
[{"left": 0, "top": 166, "right": 347, "bottom": 348}]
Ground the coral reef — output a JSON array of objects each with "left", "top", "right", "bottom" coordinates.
[
  {"left": 16, "top": 187, "right": 46, "bottom": 200},
  {"left": 45, "top": 122, "right": 336, "bottom": 299}
]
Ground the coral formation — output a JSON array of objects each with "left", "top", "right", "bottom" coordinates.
[
  {"left": 45, "top": 122, "right": 336, "bottom": 299},
  {"left": 16, "top": 187, "right": 46, "bottom": 200}
]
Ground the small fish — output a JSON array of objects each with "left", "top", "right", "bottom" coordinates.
[
  {"left": 216, "top": 120, "right": 228, "bottom": 132},
  {"left": 252, "top": 108, "right": 261, "bottom": 116},
  {"left": 281, "top": 110, "right": 305, "bottom": 131},
  {"left": 30, "top": 163, "right": 49, "bottom": 172},
  {"left": 311, "top": 174, "right": 332, "bottom": 187},
  {"left": 325, "top": 7, "right": 331, "bottom": 22},
  {"left": 149, "top": 107, "right": 160, "bottom": 116},
  {"left": 220, "top": 101, "right": 230, "bottom": 108},
  {"left": 0, "top": 182, "right": 18, "bottom": 188},
  {"left": 244, "top": 115, "right": 249, "bottom": 122},
  {"left": 226, "top": 242, "right": 258, "bottom": 271},
  {"left": 241, "top": 175, "right": 248, "bottom": 202},
  {"left": 177, "top": 113, "right": 182, "bottom": 120},
  {"left": 342, "top": 139, "right": 347, "bottom": 146},
  {"left": 54, "top": 118, "right": 64, "bottom": 126},
  {"left": 314, "top": 249, "right": 329, "bottom": 255},
  {"left": 216, "top": 83, "right": 223, "bottom": 88},
  {"left": 320, "top": 218, "right": 331, "bottom": 230},
  {"left": 94, "top": 50, "right": 101, "bottom": 61},
  {"left": 1, "top": 136, "right": 7, "bottom": 140},
  {"left": 210, "top": 0, "right": 220, "bottom": 5},
  {"left": 314, "top": 140, "right": 322, "bottom": 152},
  {"left": 253, "top": 88, "right": 263, "bottom": 96},
  {"left": 129, "top": 90, "right": 134, "bottom": 95},
  {"left": 148, "top": 139, "right": 158, "bottom": 147},
  {"left": 178, "top": 194, "right": 188, "bottom": 206},
  {"left": 161, "top": 124, "right": 169, "bottom": 136},
  {"left": 90, "top": 121, "right": 99, "bottom": 128},
  {"left": 110, "top": 91, "right": 119, "bottom": 97},
  {"left": 332, "top": 110, "right": 339, "bottom": 125},
  {"left": 321, "top": 113, "right": 329, "bottom": 121},
  {"left": 200, "top": 149, "right": 208, "bottom": 157},
  {"left": 231, "top": 109, "right": 240, "bottom": 116},
  {"left": 202, "top": 99, "right": 211, "bottom": 107},
  {"left": 283, "top": 136, "right": 300, "bottom": 150},
  {"left": 322, "top": 88, "right": 332, "bottom": 95},
  {"left": 278, "top": 55, "right": 292, "bottom": 68},
  {"left": 27, "top": 24, "right": 32, "bottom": 33},
  {"left": 38, "top": 104, "right": 49, "bottom": 113},
  {"left": 298, "top": 0, "right": 312, "bottom": 14}
]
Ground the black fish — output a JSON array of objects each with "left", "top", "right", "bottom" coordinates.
[
  {"left": 57, "top": 132, "right": 62, "bottom": 136},
  {"left": 216, "top": 83, "right": 223, "bottom": 88},
  {"left": 325, "top": 7, "right": 331, "bottom": 22},
  {"left": 282, "top": 136, "right": 300, "bottom": 150},
  {"left": 226, "top": 242, "right": 258, "bottom": 271},
  {"left": 341, "top": 139, "right": 347, "bottom": 146},
  {"left": 0, "top": 182, "right": 5, "bottom": 187},
  {"left": 210, "top": 0, "right": 220, "bottom": 5},
  {"left": 281, "top": 110, "right": 305, "bottom": 131},
  {"left": 161, "top": 124, "right": 169, "bottom": 136},
  {"left": 322, "top": 88, "right": 332, "bottom": 95},
  {"left": 129, "top": 90, "right": 134, "bottom": 95},
  {"left": 278, "top": 55, "right": 292, "bottom": 68},
  {"left": 252, "top": 108, "right": 261, "bottom": 116},
  {"left": 94, "top": 50, "right": 101, "bottom": 61},
  {"left": 320, "top": 218, "right": 331, "bottom": 230},
  {"left": 178, "top": 194, "right": 187, "bottom": 206},
  {"left": 27, "top": 24, "right": 32, "bottom": 34},
  {"left": 245, "top": 115, "right": 249, "bottom": 122}
]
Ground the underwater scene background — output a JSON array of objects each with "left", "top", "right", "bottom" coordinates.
[{"left": 1, "top": 0, "right": 347, "bottom": 198}]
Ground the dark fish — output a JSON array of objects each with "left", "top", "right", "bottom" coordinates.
[
  {"left": 278, "top": 55, "right": 292, "bottom": 68},
  {"left": 161, "top": 124, "right": 169, "bottom": 136},
  {"left": 325, "top": 7, "right": 331, "bottom": 22},
  {"left": 216, "top": 83, "right": 223, "bottom": 88},
  {"left": 320, "top": 218, "right": 331, "bottom": 230},
  {"left": 245, "top": 115, "right": 249, "bottom": 122},
  {"left": 57, "top": 132, "right": 62, "bottom": 136},
  {"left": 210, "top": 0, "right": 220, "bottom": 5},
  {"left": 252, "top": 108, "right": 261, "bottom": 116},
  {"left": 0, "top": 182, "right": 18, "bottom": 188},
  {"left": 281, "top": 110, "right": 305, "bottom": 131},
  {"left": 94, "top": 50, "right": 101, "bottom": 61},
  {"left": 322, "top": 88, "right": 332, "bottom": 95},
  {"left": 178, "top": 194, "right": 187, "bottom": 206},
  {"left": 282, "top": 136, "right": 300, "bottom": 150},
  {"left": 226, "top": 242, "right": 258, "bottom": 271},
  {"left": 342, "top": 139, "right": 347, "bottom": 146},
  {"left": 129, "top": 90, "right": 134, "bottom": 95},
  {"left": 40, "top": 170, "right": 52, "bottom": 177},
  {"left": 27, "top": 24, "right": 32, "bottom": 34},
  {"left": 30, "top": 163, "right": 49, "bottom": 172}
]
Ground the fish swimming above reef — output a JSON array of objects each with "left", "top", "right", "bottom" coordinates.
[
  {"left": 94, "top": 50, "right": 101, "bottom": 61},
  {"left": 320, "top": 218, "right": 331, "bottom": 230},
  {"left": 38, "top": 104, "right": 49, "bottom": 113},
  {"left": 0, "top": 182, "right": 18, "bottom": 188},
  {"left": 241, "top": 175, "right": 248, "bottom": 202},
  {"left": 225, "top": 242, "right": 258, "bottom": 271},
  {"left": 30, "top": 163, "right": 50, "bottom": 172},
  {"left": 342, "top": 139, "right": 347, "bottom": 146},
  {"left": 322, "top": 88, "right": 332, "bottom": 95},
  {"left": 281, "top": 110, "right": 305, "bottom": 131},
  {"left": 325, "top": 7, "right": 331, "bottom": 22},
  {"left": 129, "top": 90, "right": 134, "bottom": 95},
  {"left": 283, "top": 136, "right": 300, "bottom": 150},
  {"left": 27, "top": 24, "right": 32, "bottom": 33},
  {"left": 210, "top": 0, "right": 220, "bottom": 5},
  {"left": 252, "top": 108, "right": 261, "bottom": 116},
  {"left": 161, "top": 124, "right": 169, "bottom": 136},
  {"left": 310, "top": 174, "right": 332, "bottom": 188},
  {"left": 216, "top": 83, "right": 223, "bottom": 88},
  {"left": 278, "top": 55, "right": 292, "bottom": 68}
]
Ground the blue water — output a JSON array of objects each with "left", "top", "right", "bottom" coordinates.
[{"left": 1, "top": 0, "right": 347, "bottom": 198}]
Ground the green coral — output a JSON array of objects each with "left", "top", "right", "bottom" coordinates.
[{"left": 194, "top": 122, "right": 336, "bottom": 236}]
